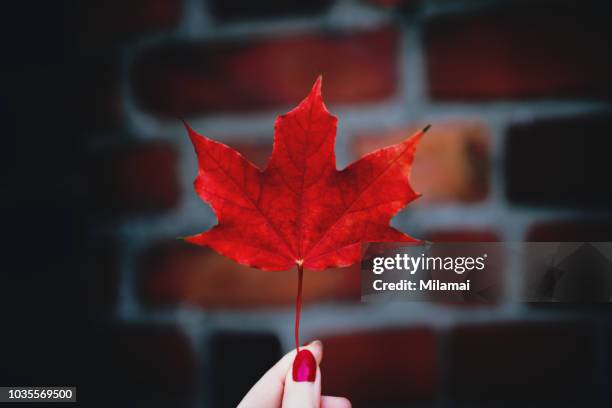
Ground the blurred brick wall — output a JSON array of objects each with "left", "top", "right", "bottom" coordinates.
[{"left": 75, "top": 0, "right": 612, "bottom": 407}]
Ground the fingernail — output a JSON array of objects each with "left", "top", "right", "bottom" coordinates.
[{"left": 293, "top": 349, "right": 316, "bottom": 382}]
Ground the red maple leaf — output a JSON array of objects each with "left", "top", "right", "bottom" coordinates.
[
  {"left": 184, "top": 77, "right": 427, "bottom": 271},
  {"left": 183, "top": 77, "right": 428, "bottom": 348}
]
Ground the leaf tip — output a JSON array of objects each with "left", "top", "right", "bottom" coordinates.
[
  {"left": 311, "top": 75, "right": 323, "bottom": 95},
  {"left": 181, "top": 118, "right": 193, "bottom": 132},
  {"left": 182, "top": 119, "right": 204, "bottom": 145}
]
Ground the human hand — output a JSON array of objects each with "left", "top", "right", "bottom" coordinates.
[{"left": 237, "top": 340, "right": 351, "bottom": 408}]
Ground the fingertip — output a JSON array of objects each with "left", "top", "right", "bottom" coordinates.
[
  {"left": 304, "top": 339, "right": 323, "bottom": 365},
  {"left": 308, "top": 339, "right": 322, "bottom": 348},
  {"left": 283, "top": 357, "right": 321, "bottom": 407},
  {"left": 293, "top": 349, "right": 317, "bottom": 382}
]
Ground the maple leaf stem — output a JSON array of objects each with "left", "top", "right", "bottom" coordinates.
[{"left": 295, "top": 263, "right": 304, "bottom": 352}]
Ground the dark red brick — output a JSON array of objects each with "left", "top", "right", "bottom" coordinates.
[
  {"left": 319, "top": 328, "right": 437, "bottom": 406},
  {"left": 425, "top": 5, "right": 612, "bottom": 100},
  {"left": 505, "top": 113, "right": 612, "bottom": 209},
  {"left": 74, "top": 0, "right": 181, "bottom": 49},
  {"left": 527, "top": 219, "right": 612, "bottom": 242},
  {"left": 210, "top": 332, "right": 282, "bottom": 408},
  {"left": 138, "top": 240, "right": 360, "bottom": 308},
  {"left": 91, "top": 142, "right": 180, "bottom": 214},
  {"left": 352, "top": 121, "right": 490, "bottom": 205},
  {"left": 131, "top": 26, "right": 399, "bottom": 116},
  {"left": 449, "top": 322, "right": 598, "bottom": 404},
  {"left": 209, "top": 0, "right": 333, "bottom": 21}
]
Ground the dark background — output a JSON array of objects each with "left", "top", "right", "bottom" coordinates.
[{"left": 1, "top": 0, "right": 612, "bottom": 407}]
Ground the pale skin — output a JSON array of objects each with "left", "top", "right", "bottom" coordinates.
[{"left": 237, "top": 340, "right": 351, "bottom": 408}]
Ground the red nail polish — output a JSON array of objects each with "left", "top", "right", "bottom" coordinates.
[{"left": 293, "top": 349, "right": 316, "bottom": 382}]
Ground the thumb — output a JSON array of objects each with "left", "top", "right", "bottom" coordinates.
[{"left": 282, "top": 348, "right": 321, "bottom": 408}]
